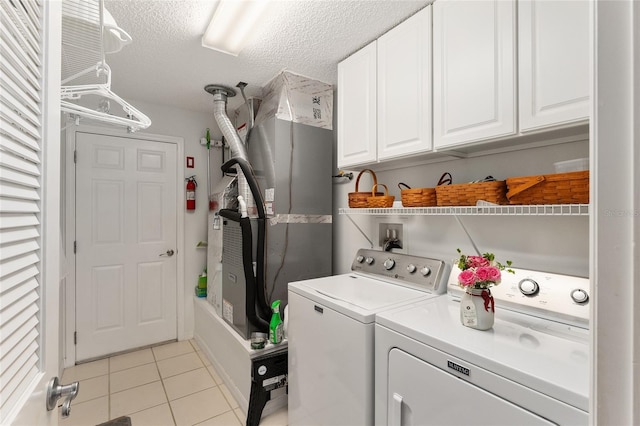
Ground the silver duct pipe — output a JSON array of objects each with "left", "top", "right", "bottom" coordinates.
[
  {"left": 205, "top": 84, "right": 255, "bottom": 214},
  {"left": 205, "top": 85, "right": 249, "bottom": 161}
]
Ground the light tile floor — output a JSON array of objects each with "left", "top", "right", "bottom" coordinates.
[{"left": 59, "top": 340, "right": 288, "bottom": 426}]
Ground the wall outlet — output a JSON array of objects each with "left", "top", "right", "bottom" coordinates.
[{"left": 379, "top": 223, "right": 404, "bottom": 251}]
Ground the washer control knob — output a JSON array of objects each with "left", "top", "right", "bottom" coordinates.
[
  {"left": 365, "top": 257, "right": 375, "bottom": 265},
  {"left": 518, "top": 278, "right": 539, "bottom": 296},
  {"left": 420, "top": 266, "right": 431, "bottom": 277},
  {"left": 571, "top": 289, "right": 589, "bottom": 304},
  {"left": 356, "top": 255, "right": 365, "bottom": 263},
  {"left": 407, "top": 264, "right": 417, "bottom": 274},
  {"left": 383, "top": 259, "right": 395, "bottom": 270}
]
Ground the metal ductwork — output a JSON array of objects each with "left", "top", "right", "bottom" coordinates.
[
  {"left": 205, "top": 85, "right": 249, "bottom": 161},
  {"left": 205, "top": 84, "right": 256, "bottom": 214}
]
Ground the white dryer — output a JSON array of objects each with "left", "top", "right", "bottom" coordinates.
[
  {"left": 288, "top": 249, "right": 449, "bottom": 426},
  {"left": 375, "top": 267, "right": 590, "bottom": 425}
]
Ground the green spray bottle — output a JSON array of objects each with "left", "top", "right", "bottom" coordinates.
[{"left": 269, "top": 300, "right": 284, "bottom": 344}]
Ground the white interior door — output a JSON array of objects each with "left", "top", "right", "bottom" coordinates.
[{"left": 74, "top": 132, "right": 178, "bottom": 361}]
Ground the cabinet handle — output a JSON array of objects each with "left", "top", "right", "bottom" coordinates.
[{"left": 391, "top": 392, "right": 403, "bottom": 426}]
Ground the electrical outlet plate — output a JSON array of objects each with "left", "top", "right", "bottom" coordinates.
[{"left": 378, "top": 223, "right": 404, "bottom": 251}]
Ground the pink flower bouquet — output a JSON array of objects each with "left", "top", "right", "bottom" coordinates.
[{"left": 455, "top": 249, "right": 513, "bottom": 289}]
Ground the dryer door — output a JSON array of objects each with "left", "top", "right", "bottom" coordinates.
[{"left": 387, "top": 348, "right": 553, "bottom": 425}]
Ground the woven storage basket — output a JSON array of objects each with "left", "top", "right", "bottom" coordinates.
[
  {"left": 506, "top": 170, "right": 589, "bottom": 205},
  {"left": 398, "top": 183, "right": 437, "bottom": 207},
  {"left": 348, "top": 169, "right": 383, "bottom": 208},
  {"left": 436, "top": 181, "right": 508, "bottom": 206},
  {"left": 367, "top": 184, "right": 395, "bottom": 208}
]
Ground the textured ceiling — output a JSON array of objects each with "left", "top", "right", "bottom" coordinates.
[{"left": 102, "top": 0, "right": 430, "bottom": 113}]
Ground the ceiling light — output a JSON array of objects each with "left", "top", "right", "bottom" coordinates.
[{"left": 202, "top": 0, "right": 270, "bottom": 56}]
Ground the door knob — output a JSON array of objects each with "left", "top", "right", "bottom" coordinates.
[
  {"left": 160, "top": 249, "right": 175, "bottom": 257},
  {"left": 46, "top": 377, "right": 79, "bottom": 417}
]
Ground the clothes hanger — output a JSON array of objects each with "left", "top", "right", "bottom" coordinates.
[
  {"left": 61, "top": 63, "right": 151, "bottom": 132},
  {"left": 60, "top": 0, "right": 150, "bottom": 132}
]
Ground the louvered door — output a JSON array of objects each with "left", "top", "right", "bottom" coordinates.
[{"left": 1, "top": 0, "right": 62, "bottom": 424}]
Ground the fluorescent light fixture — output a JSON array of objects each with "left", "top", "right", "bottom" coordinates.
[{"left": 202, "top": 0, "right": 270, "bottom": 56}]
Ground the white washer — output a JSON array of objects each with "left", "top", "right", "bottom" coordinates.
[
  {"left": 288, "top": 249, "right": 449, "bottom": 426},
  {"left": 375, "top": 267, "right": 590, "bottom": 425}
]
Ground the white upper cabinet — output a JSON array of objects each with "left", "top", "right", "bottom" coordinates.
[
  {"left": 338, "top": 6, "right": 432, "bottom": 169},
  {"left": 433, "top": 0, "right": 517, "bottom": 148},
  {"left": 338, "top": 1, "right": 589, "bottom": 167},
  {"left": 518, "top": 0, "right": 590, "bottom": 132},
  {"left": 377, "top": 6, "right": 432, "bottom": 160},
  {"left": 337, "top": 42, "right": 377, "bottom": 169}
]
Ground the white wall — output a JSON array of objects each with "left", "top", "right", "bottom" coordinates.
[
  {"left": 333, "top": 139, "right": 590, "bottom": 278},
  {"left": 592, "top": 1, "right": 639, "bottom": 423},
  {"left": 110, "top": 99, "right": 223, "bottom": 338}
]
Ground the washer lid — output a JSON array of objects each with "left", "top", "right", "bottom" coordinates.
[
  {"left": 288, "top": 274, "right": 435, "bottom": 323},
  {"left": 376, "top": 296, "right": 589, "bottom": 412}
]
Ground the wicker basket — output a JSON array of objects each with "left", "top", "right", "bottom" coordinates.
[
  {"left": 367, "top": 184, "right": 395, "bottom": 208},
  {"left": 398, "top": 183, "right": 437, "bottom": 207},
  {"left": 348, "top": 169, "right": 384, "bottom": 208},
  {"left": 506, "top": 171, "right": 589, "bottom": 205},
  {"left": 436, "top": 180, "right": 508, "bottom": 206}
]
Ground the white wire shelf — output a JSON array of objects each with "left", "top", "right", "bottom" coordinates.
[{"left": 339, "top": 204, "right": 589, "bottom": 216}]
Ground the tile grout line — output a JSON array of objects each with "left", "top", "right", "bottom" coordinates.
[
  {"left": 108, "top": 359, "right": 174, "bottom": 422},
  {"left": 232, "top": 407, "right": 245, "bottom": 425},
  {"left": 107, "top": 346, "right": 171, "bottom": 423},
  {"left": 154, "top": 350, "right": 178, "bottom": 425},
  {"left": 193, "top": 408, "right": 238, "bottom": 426}
]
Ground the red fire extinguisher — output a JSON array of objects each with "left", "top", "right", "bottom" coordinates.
[{"left": 186, "top": 176, "right": 197, "bottom": 210}]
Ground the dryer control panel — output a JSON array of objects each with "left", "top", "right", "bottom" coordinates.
[
  {"left": 447, "top": 266, "right": 590, "bottom": 329},
  {"left": 351, "top": 249, "right": 449, "bottom": 295}
]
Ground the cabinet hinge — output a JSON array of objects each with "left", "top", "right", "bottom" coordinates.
[
  {"left": 74, "top": 332, "right": 77, "bottom": 345},
  {"left": 74, "top": 150, "right": 77, "bottom": 163},
  {"left": 73, "top": 241, "right": 77, "bottom": 254}
]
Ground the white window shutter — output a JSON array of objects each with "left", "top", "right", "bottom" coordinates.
[{"left": 0, "top": 0, "right": 44, "bottom": 422}]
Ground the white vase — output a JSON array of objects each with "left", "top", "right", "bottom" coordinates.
[{"left": 459, "top": 287, "right": 495, "bottom": 330}]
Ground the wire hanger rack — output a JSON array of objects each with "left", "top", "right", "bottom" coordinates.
[{"left": 61, "top": 0, "right": 150, "bottom": 132}]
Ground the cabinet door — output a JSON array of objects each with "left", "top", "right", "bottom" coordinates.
[
  {"left": 519, "top": 0, "right": 590, "bottom": 132},
  {"left": 433, "top": 0, "right": 516, "bottom": 148},
  {"left": 377, "top": 6, "right": 432, "bottom": 160},
  {"left": 337, "top": 42, "right": 377, "bottom": 169}
]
